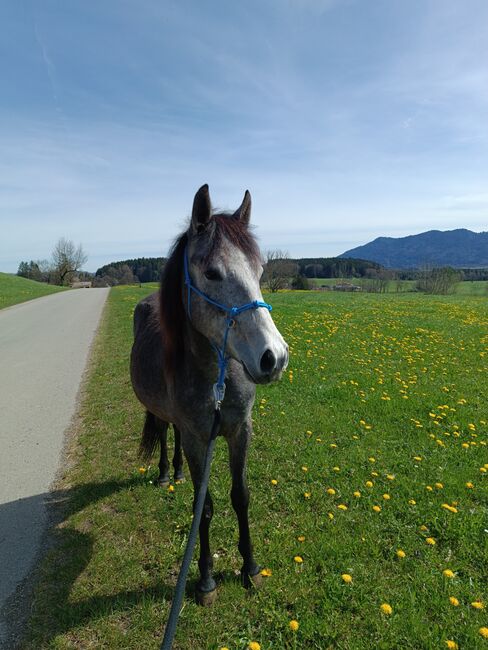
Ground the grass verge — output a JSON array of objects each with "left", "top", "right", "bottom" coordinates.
[{"left": 0, "top": 273, "right": 67, "bottom": 309}]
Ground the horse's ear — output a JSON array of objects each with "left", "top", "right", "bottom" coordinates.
[
  {"left": 233, "top": 190, "right": 251, "bottom": 226},
  {"left": 191, "top": 184, "right": 212, "bottom": 233}
]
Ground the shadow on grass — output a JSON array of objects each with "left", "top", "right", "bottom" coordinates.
[{"left": 0, "top": 478, "right": 180, "bottom": 649}]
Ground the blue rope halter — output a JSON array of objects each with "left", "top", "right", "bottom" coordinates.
[{"left": 183, "top": 245, "right": 272, "bottom": 408}]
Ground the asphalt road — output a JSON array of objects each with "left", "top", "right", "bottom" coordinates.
[{"left": 0, "top": 288, "right": 109, "bottom": 646}]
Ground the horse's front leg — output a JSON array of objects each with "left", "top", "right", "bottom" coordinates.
[
  {"left": 183, "top": 436, "right": 217, "bottom": 606},
  {"left": 228, "top": 421, "right": 261, "bottom": 589}
]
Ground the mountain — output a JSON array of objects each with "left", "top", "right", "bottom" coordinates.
[{"left": 338, "top": 229, "right": 488, "bottom": 269}]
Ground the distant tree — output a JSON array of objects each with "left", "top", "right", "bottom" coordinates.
[
  {"left": 51, "top": 238, "right": 88, "bottom": 285},
  {"left": 291, "top": 275, "right": 310, "bottom": 290},
  {"left": 17, "top": 259, "right": 52, "bottom": 283},
  {"left": 416, "top": 266, "right": 462, "bottom": 294},
  {"left": 262, "top": 250, "right": 297, "bottom": 292}
]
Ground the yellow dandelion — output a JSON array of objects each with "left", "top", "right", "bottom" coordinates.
[
  {"left": 386, "top": 474, "right": 395, "bottom": 480},
  {"left": 326, "top": 488, "right": 336, "bottom": 495},
  {"left": 441, "top": 504, "right": 458, "bottom": 513},
  {"left": 289, "top": 620, "right": 299, "bottom": 632},
  {"left": 333, "top": 466, "right": 340, "bottom": 472},
  {"left": 337, "top": 504, "right": 348, "bottom": 511},
  {"left": 328, "top": 512, "right": 334, "bottom": 520},
  {"left": 248, "top": 642, "right": 261, "bottom": 650},
  {"left": 372, "top": 505, "right": 381, "bottom": 513},
  {"left": 426, "top": 537, "right": 436, "bottom": 545},
  {"left": 443, "top": 569, "right": 455, "bottom": 578},
  {"left": 396, "top": 549, "right": 406, "bottom": 559},
  {"left": 294, "top": 556, "right": 303, "bottom": 564},
  {"left": 138, "top": 467, "right": 147, "bottom": 474},
  {"left": 419, "top": 525, "right": 428, "bottom": 531},
  {"left": 382, "top": 493, "right": 391, "bottom": 500},
  {"left": 409, "top": 499, "right": 416, "bottom": 505},
  {"left": 353, "top": 491, "right": 361, "bottom": 497},
  {"left": 303, "top": 492, "right": 311, "bottom": 499},
  {"left": 301, "top": 466, "right": 308, "bottom": 472},
  {"left": 365, "top": 480, "right": 374, "bottom": 488},
  {"left": 271, "top": 479, "right": 278, "bottom": 485},
  {"left": 471, "top": 601, "right": 484, "bottom": 610},
  {"left": 479, "top": 627, "right": 488, "bottom": 638},
  {"left": 368, "top": 457, "right": 376, "bottom": 463},
  {"left": 297, "top": 535, "right": 305, "bottom": 542},
  {"left": 413, "top": 456, "right": 422, "bottom": 461},
  {"left": 260, "top": 568, "right": 272, "bottom": 577},
  {"left": 449, "top": 596, "right": 459, "bottom": 606},
  {"left": 435, "top": 482, "right": 444, "bottom": 489},
  {"left": 341, "top": 573, "right": 353, "bottom": 583},
  {"left": 168, "top": 484, "right": 175, "bottom": 492},
  {"left": 445, "top": 641, "right": 458, "bottom": 650},
  {"left": 465, "top": 481, "right": 474, "bottom": 488},
  {"left": 380, "top": 603, "right": 392, "bottom": 615}
]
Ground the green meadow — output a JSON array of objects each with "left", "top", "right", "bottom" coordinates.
[
  {"left": 24, "top": 288, "right": 487, "bottom": 649},
  {"left": 0, "top": 272, "right": 67, "bottom": 310}
]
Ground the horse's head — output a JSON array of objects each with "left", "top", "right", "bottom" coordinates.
[{"left": 185, "top": 184, "right": 288, "bottom": 384}]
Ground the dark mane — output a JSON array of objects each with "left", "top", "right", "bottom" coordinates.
[{"left": 160, "top": 215, "right": 260, "bottom": 384}]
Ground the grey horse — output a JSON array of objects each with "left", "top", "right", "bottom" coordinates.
[{"left": 130, "top": 184, "right": 288, "bottom": 604}]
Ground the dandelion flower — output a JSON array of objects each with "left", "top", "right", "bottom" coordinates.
[
  {"left": 353, "top": 491, "right": 361, "bottom": 498},
  {"left": 341, "top": 573, "right": 353, "bottom": 583},
  {"left": 372, "top": 505, "right": 381, "bottom": 513},
  {"left": 248, "top": 642, "right": 261, "bottom": 650},
  {"left": 380, "top": 603, "right": 392, "bottom": 615},
  {"left": 420, "top": 525, "right": 428, "bottom": 531},
  {"left": 386, "top": 474, "right": 395, "bottom": 480},
  {"left": 409, "top": 499, "right": 416, "bottom": 505},
  {"left": 443, "top": 569, "right": 455, "bottom": 578},
  {"left": 382, "top": 493, "right": 391, "bottom": 500},
  {"left": 301, "top": 466, "right": 308, "bottom": 472},
  {"left": 441, "top": 504, "right": 458, "bottom": 513},
  {"left": 326, "top": 488, "right": 336, "bottom": 495},
  {"left": 449, "top": 596, "right": 459, "bottom": 606},
  {"left": 479, "top": 627, "right": 488, "bottom": 638},
  {"left": 138, "top": 467, "right": 146, "bottom": 474},
  {"left": 304, "top": 492, "right": 311, "bottom": 499},
  {"left": 445, "top": 641, "right": 458, "bottom": 650},
  {"left": 328, "top": 512, "right": 334, "bottom": 520},
  {"left": 368, "top": 457, "right": 376, "bottom": 463},
  {"left": 333, "top": 466, "right": 340, "bottom": 472},
  {"left": 471, "top": 601, "right": 484, "bottom": 610},
  {"left": 365, "top": 480, "right": 374, "bottom": 488},
  {"left": 297, "top": 535, "right": 305, "bottom": 542},
  {"left": 435, "top": 482, "right": 444, "bottom": 489},
  {"left": 426, "top": 537, "right": 436, "bottom": 545},
  {"left": 396, "top": 549, "right": 406, "bottom": 559},
  {"left": 289, "top": 620, "right": 299, "bottom": 631},
  {"left": 168, "top": 484, "right": 175, "bottom": 493},
  {"left": 465, "top": 482, "right": 474, "bottom": 488},
  {"left": 294, "top": 556, "right": 303, "bottom": 563},
  {"left": 271, "top": 479, "right": 278, "bottom": 485},
  {"left": 337, "top": 504, "right": 348, "bottom": 511},
  {"left": 260, "top": 568, "right": 272, "bottom": 577}
]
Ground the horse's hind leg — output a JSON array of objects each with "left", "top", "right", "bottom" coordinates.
[
  {"left": 172, "top": 425, "right": 184, "bottom": 482},
  {"left": 228, "top": 422, "right": 262, "bottom": 589}
]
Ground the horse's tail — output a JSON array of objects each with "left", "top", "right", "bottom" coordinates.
[{"left": 139, "top": 411, "right": 167, "bottom": 461}]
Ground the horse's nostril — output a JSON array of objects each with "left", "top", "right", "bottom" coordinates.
[{"left": 260, "top": 349, "right": 276, "bottom": 374}]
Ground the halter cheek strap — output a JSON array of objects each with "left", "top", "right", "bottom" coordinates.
[{"left": 183, "top": 246, "right": 272, "bottom": 408}]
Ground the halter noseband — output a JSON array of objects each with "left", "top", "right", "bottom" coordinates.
[{"left": 183, "top": 246, "right": 272, "bottom": 408}]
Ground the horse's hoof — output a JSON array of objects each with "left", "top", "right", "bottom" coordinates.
[
  {"left": 241, "top": 567, "right": 263, "bottom": 590},
  {"left": 174, "top": 475, "right": 185, "bottom": 484},
  {"left": 157, "top": 478, "right": 170, "bottom": 488},
  {"left": 195, "top": 588, "right": 217, "bottom": 607}
]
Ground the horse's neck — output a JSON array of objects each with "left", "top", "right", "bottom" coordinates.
[{"left": 183, "top": 318, "right": 220, "bottom": 384}]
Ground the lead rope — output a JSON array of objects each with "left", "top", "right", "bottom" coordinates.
[{"left": 160, "top": 247, "right": 272, "bottom": 649}]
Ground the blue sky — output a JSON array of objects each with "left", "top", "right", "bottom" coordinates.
[{"left": 1, "top": 0, "right": 487, "bottom": 272}]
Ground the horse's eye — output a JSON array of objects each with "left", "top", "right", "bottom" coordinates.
[{"left": 204, "top": 268, "right": 222, "bottom": 281}]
